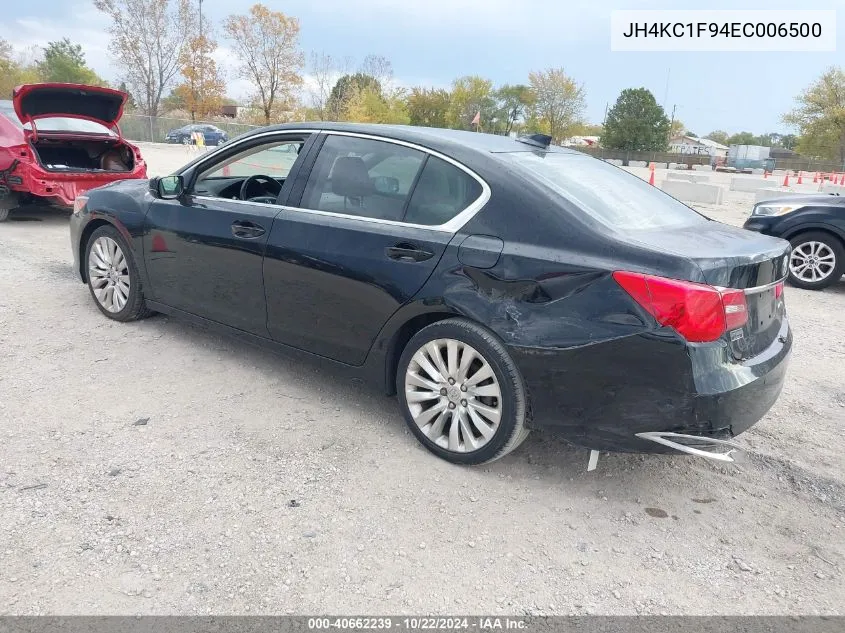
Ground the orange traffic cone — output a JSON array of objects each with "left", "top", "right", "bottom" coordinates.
[
  {"left": 783, "top": 172, "right": 789, "bottom": 187},
  {"left": 813, "top": 172, "right": 819, "bottom": 183},
  {"left": 648, "top": 170, "right": 655, "bottom": 186},
  {"left": 797, "top": 171, "right": 803, "bottom": 184},
  {"left": 763, "top": 170, "right": 769, "bottom": 179}
]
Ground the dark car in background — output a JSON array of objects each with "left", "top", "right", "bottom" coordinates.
[
  {"left": 164, "top": 124, "right": 228, "bottom": 146},
  {"left": 0, "top": 83, "right": 146, "bottom": 222},
  {"left": 69, "top": 123, "right": 791, "bottom": 466},
  {"left": 744, "top": 194, "right": 845, "bottom": 290}
]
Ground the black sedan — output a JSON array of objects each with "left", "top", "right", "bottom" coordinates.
[
  {"left": 164, "top": 124, "right": 228, "bottom": 146},
  {"left": 69, "top": 123, "right": 792, "bottom": 466},
  {"left": 744, "top": 194, "right": 845, "bottom": 290}
]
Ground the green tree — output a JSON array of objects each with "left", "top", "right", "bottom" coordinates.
[
  {"left": 525, "top": 68, "right": 586, "bottom": 143},
  {"left": 327, "top": 73, "right": 381, "bottom": 120},
  {"left": 726, "top": 131, "right": 758, "bottom": 146},
  {"left": 602, "top": 87, "right": 669, "bottom": 151},
  {"left": 783, "top": 67, "right": 845, "bottom": 162},
  {"left": 407, "top": 87, "right": 451, "bottom": 128},
  {"left": 704, "top": 130, "right": 729, "bottom": 145},
  {"left": 36, "top": 38, "right": 105, "bottom": 85},
  {"left": 493, "top": 84, "right": 534, "bottom": 136},
  {"left": 780, "top": 134, "right": 798, "bottom": 150},
  {"left": 447, "top": 75, "right": 494, "bottom": 130}
]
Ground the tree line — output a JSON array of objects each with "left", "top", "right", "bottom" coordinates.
[{"left": 1, "top": 0, "right": 844, "bottom": 163}]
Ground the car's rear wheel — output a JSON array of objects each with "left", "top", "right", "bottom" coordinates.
[
  {"left": 0, "top": 208, "right": 9, "bottom": 222},
  {"left": 787, "top": 231, "right": 844, "bottom": 290},
  {"left": 396, "top": 318, "right": 530, "bottom": 465},
  {"left": 85, "top": 225, "right": 152, "bottom": 321}
]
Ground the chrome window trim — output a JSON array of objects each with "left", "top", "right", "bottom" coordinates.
[
  {"left": 293, "top": 131, "right": 491, "bottom": 233},
  {"left": 193, "top": 195, "right": 282, "bottom": 210},
  {"left": 184, "top": 128, "right": 492, "bottom": 233},
  {"left": 179, "top": 129, "right": 320, "bottom": 176}
]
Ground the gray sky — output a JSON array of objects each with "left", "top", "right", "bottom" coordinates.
[{"left": 2, "top": 0, "right": 843, "bottom": 135}]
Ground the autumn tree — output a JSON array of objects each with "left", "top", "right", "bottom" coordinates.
[
  {"left": 783, "top": 66, "right": 845, "bottom": 162},
  {"left": 669, "top": 119, "right": 687, "bottom": 138},
  {"left": 448, "top": 76, "right": 494, "bottom": 130},
  {"left": 345, "top": 85, "right": 409, "bottom": 124},
  {"left": 602, "top": 87, "right": 669, "bottom": 151},
  {"left": 407, "top": 87, "right": 451, "bottom": 128},
  {"left": 525, "top": 68, "right": 585, "bottom": 143},
  {"left": 174, "top": 27, "right": 226, "bottom": 120},
  {"left": 94, "top": 0, "right": 193, "bottom": 118},
  {"left": 224, "top": 4, "right": 303, "bottom": 125},
  {"left": 0, "top": 39, "right": 39, "bottom": 98}
]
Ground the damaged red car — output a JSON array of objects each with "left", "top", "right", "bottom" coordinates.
[{"left": 0, "top": 83, "right": 146, "bottom": 222}]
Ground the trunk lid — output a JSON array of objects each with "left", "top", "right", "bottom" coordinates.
[
  {"left": 630, "top": 221, "right": 790, "bottom": 358},
  {"left": 13, "top": 83, "right": 127, "bottom": 136}
]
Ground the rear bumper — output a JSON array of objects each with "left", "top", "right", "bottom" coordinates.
[
  {"left": 12, "top": 165, "right": 147, "bottom": 207},
  {"left": 511, "top": 317, "right": 791, "bottom": 453}
]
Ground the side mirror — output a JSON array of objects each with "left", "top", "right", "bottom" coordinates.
[{"left": 154, "top": 175, "right": 184, "bottom": 199}]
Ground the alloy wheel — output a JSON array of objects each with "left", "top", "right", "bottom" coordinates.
[
  {"left": 404, "top": 338, "right": 502, "bottom": 453},
  {"left": 88, "top": 236, "right": 130, "bottom": 313},
  {"left": 790, "top": 241, "right": 836, "bottom": 283}
]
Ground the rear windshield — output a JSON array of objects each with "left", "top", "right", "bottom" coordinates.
[
  {"left": 0, "top": 100, "right": 113, "bottom": 135},
  {"left": 499, "top": 151, "right": 708, "bottom": 231}
]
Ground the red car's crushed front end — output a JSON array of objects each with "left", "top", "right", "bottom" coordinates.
[{"left": 0, "top": 83, "right": 147, "bottom": 212}]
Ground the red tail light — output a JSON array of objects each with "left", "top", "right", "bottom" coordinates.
[{"left": 613, "top": 271, "right": 748, "bottom": 343}]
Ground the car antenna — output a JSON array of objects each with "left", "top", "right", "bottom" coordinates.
[{"left": 516, "top": 133, "right": 552, "bottom": 149}]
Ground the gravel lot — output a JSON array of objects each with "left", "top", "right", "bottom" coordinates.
[{"left": 1, "top": 151, "right": 843, "bottom": 615}]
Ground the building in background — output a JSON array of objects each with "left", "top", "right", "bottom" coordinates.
[{"left": 669, "top": 135, "right": 729, "bottom": 158}]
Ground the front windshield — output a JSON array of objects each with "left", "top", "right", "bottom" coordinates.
[
  {"left": 499, "top": 151, "right": 708, "bottom": 231},
  {"left": 0, "top": 100, "right": 114, "bottom": 135}
]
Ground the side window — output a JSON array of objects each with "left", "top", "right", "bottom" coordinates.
[
  {"left": 404, "top": 156, "right": 483, "bottom": 226},
  {"left": 300, "top": 135, "right": 425, "bottom": 221},
  {"left": 200, "top": 140, "right": 304, "bottom": 181}
]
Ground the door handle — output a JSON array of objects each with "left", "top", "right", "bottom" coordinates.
[
  {"left": 231, "top": 221, "right": 266, "bottom": 239},
  {"left": 385, "top": 244, "right": 434, "bottom": 262}
]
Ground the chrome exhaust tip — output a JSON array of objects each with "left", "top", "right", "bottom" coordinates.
[{"left": 635, "top": 432, "right": 744, "bottom": 463}]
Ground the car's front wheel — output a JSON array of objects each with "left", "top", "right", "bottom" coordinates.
[
  {"left": 85, "top": 225, "right": 152, "bottom": 321},
  {"left": 787, "top": 231, "right": 844, "bottom": 290},
  {"left": 0, "top": 208, "right": 9, "bottom": 222},
  {"left": 397, "top": 318, "right": 530, "bottom": 465}
]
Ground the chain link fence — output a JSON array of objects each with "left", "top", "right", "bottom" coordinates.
[{"left": 119, "top": 114, "right": 261, "bottom": 144}]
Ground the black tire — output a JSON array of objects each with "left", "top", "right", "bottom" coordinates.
[
  {"left": 396, "top": 318, "right": 530, "bottom": 465},
  {"left": 84, "top": 224, "right": 153, "bottom": 321},
  {"left": 787, "top": 231, "right": 845, "bottom": 291},
  {"left": 0, "top": 208, "right": 9, "bottom": 222}
]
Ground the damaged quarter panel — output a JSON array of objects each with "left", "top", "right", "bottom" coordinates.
[{"left": 70, "top": 178, "right": 153, "bottom": 286}]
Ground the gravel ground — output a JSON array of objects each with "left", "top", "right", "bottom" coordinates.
[{"left": 0, "top": 157, "right": 843, "bottom": 615}]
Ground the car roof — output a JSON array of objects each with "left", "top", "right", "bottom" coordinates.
[{"left": 246, "top": 122, "right": 582, "bottom": 156}]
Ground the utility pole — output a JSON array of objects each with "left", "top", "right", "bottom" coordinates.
[{"left": 196, "top": 0, "right": 204, "bottom": 123}]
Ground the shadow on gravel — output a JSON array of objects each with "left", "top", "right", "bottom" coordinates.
[{"left": 4, "top": 205, "right": 71, "bottom": 224}]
